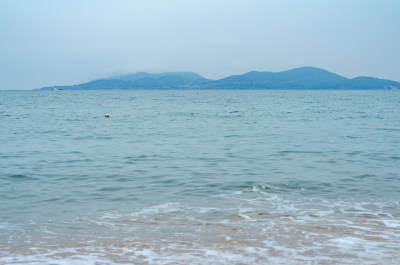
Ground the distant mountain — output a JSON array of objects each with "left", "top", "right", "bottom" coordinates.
[
  {"left": 209, "top": 67, "right": 350, "bottom": 90},
  {"left": 40, "top": 72, "right": 209, "bottom": 90},
  {"left": 39, "top": 67, "right": 400, "bottom": 90}
]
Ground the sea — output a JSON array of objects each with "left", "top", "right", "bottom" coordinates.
[{"left": 1, "top": 90, "right": 399, "bottom": 264}]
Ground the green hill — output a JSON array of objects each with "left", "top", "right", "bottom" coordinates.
[{"left": 39, "top": 67, "right": 400, "bottom": 90}]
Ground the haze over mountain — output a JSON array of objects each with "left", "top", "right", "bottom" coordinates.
[
  {"left": 2, "top": 1, "right": 400, "bottom": 90},
  {"left": 39, "top": 67, "right": 400, "bottom": 90}
]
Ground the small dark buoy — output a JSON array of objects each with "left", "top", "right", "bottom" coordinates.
[{"left": 105, "top": 114, "right": 110, "bottom": 118}]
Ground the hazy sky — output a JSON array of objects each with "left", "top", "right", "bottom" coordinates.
[{"left": 1, "top": 0, "right": 399, "bottom": 90}]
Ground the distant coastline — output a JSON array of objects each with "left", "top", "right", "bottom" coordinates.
[{"left": 38, "top": 67, "right": 400, "bottom": 90}]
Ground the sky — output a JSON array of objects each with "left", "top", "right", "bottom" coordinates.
[{"left": 1, "top": 0, "right": 399, "bottom": 90}]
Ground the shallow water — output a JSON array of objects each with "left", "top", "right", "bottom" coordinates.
[{"left": 1, "top": 90, "right": 400, "bottom": 264}]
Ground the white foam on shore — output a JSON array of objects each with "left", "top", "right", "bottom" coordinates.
[
  {"left": 3, "top": 233, "right": 399, "bottom": 265},
  {"left": 382, "top": 219, "right": 400, "bottom": 228},
  {"left": 2, "top": 188, "right": 400, "bottom": 264}
]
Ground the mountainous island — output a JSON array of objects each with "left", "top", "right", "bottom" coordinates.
[{"left": 39, "top": 67, "right": 400, "bottom": 90}]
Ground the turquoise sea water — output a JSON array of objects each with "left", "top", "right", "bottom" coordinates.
[{"left": 1, "top": 90, "right": 400, "bottom": 264}]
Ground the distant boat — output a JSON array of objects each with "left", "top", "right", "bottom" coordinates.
[{"left": 51, "top": 86, "right": 60, "bottom": 90}]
